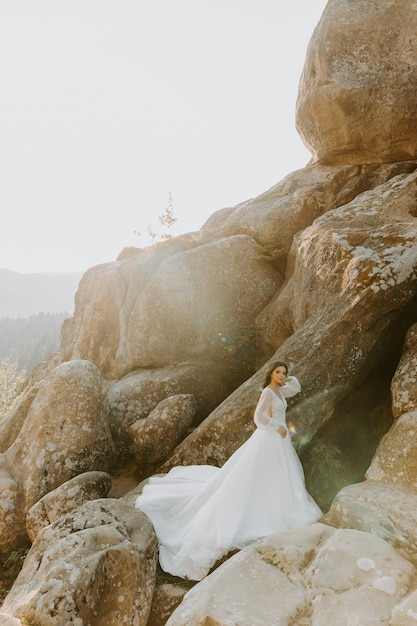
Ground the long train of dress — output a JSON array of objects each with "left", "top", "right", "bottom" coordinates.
[{"left": 135, "top": 383, "right": 322, "bottom": 580}]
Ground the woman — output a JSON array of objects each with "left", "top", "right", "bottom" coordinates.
[{"left": 135, "top": 361, "right": 321, "bottom": 581}]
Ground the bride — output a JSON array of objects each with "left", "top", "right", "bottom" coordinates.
[{"left": 135, "top": 361, "right": 322, "bottom": 581}]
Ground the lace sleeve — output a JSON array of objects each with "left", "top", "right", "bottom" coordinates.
[{"left": 253, "top": 389, "right": 277, "bottom": 431}]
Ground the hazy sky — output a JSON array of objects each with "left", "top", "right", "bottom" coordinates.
[{"left": 1, "top": 1, "right": 327, "bottom": 275}]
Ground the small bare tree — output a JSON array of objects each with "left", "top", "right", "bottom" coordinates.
[
  {"left": 0, "top": 357, "right": 26, "bottom": 418},
  {"left": 135, "top": 191, "right": 177, "bottom": 243}
]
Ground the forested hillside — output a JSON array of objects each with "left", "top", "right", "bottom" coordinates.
[
  {"left": 0, "top": 268, "right": 80, "bottom": 373},
  {"left": 0, "top": 312, "right": 68, "bottom": 372}
]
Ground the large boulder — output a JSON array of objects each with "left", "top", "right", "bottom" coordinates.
[
  {"left": 62, "top": 262, "right": 127, "bottom": 377},
  {"left": 26, "top": 470, "right": 112, "bottom": 542},
  {"left": 322, "top": 481, "right": 417, "bottom": 567},
  {"left": 257, "top": 169, "right": 417, "bottom": 396},
  {"left": 63, "top": 234, "right": 279, "bottom": 380},
  {"left": 124, "top": 235, "right": 279, "bottom": 370},
  {"left": 62, "top": 239, "right": 196, "bottom": 379},
  {"left": 104, "top": 362, "right": 246, "bottom": 450},
  {"left": 159, "top": 366, "right": 263, "bottom": 469},
  {"left": 167, "top": 524, "right": 416, "bottom": 625},
  {"left": 201, "top": 164, "right": 356, "bottom": 253},
  {"left": 201, "top": 162, "right": 417, "bottom": 258},
  {"left": 6, "top": 360, "right": 114, "bottom": 511},
  {"left": 366, "top": 410, "right": 417, "bottom": 490},
  {"left": 201, "top": 162, "right": 415, "bottom": 256},
  {"left": 130, "top": 394, "right": 197, "bottom": 469},
  {"left": 1, "top": 499, "right": 158, "bottom": 626},
  {"left": 0, "top": 360, "right": 115, "bottom": 553},
  {"left": 296, "top": 0, "right": 417, "bottom": 165}
]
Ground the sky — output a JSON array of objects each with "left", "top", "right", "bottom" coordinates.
[{"left": 0, "top": 0, "right": 328, "bottom": 275}]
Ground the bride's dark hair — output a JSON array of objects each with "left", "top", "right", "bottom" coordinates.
[{"left": 262, "top": 361, "right": 288, "bottom": 388}]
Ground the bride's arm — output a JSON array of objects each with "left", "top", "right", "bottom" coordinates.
[{"left": 279, "top": 376, "right": 301, "bottom": 398}]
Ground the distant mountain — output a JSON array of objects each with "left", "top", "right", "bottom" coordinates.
[{"left": 0, "top": 268, "right": 83, "bottom": 318}]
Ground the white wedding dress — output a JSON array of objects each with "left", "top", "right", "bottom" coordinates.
[{"left": 135, "top": 377, "right": 322, "bottom": 580}]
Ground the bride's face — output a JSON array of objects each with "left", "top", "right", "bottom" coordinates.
[{"left": 271, "top": 366, "right": 287, "bottom": 386}]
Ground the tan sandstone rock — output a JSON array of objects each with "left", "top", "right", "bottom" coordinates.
[
  {"left": 130, "top": 394, "right": 197, "bottom": 468},
  {"left": 391, "top": 589, "right": 417, "bottom": 626},
  {"left": 322, "top": 481, "right": 417, "bottom": 567},
  {"left": 1, "top": 499, "right": 158, "bottom": 626},
  {"left": 6, "top": 359, "right": 114, "bottom": 512},
  {"left": 159, "top": 367, "right": 263, "bottom": 469},
  {"left": 321, "top": 310, "right": 417, "bottom": 599},
  {"left": 258, "top": 169, "right": 417, "bottom": 398},
  {"left": 391, "top": 322, "right": 417, "bottom": 418},
  {"left": 124, "top": 235, "right": 279, "bottom": 371},
  {"left": 200, "top": 162, "right": 417, "bottom": 261},
  {"left": 0, "top": 360, "right": 115, "bottom": 553},
  {"left": 296, "top": 0, "right": 417, "bottom": 165},
  {"left": 162, "top": 170, "right": 417, "bottom": 470},
  {"left": 148, "top": 580, "right": 194, "bottom": 626},
  {"left": 366, "top": 410, "right": 417, "bottom": 491},
  {"left": 0, "top": 454, "right": 25, "bottom": 554},
  {"left": 167, "top": 523, "right": 416, "bottom": 626},
  {"left": 104, "top": 363, "right": 244, "bottom": 451},
  {"left": 26, "top": 470, "right": 112, "bottom": 542},
  {"left": 0, "top": 383, "right": 40, "bottom": 453},
  {"left": 62, "top": 262, "right": 127, "bottom": 378},
  {"left": 0, "top": 615, "right": 23, "bottom": 625},
  {"left": 61, "top": 240, "right": 192, "bottom": 379},
  {"left": 63, "top": 234, "right": 279, "bottom": 381},
  {"left": 361, "top": 323, "right": 417, "bottom": 490}
]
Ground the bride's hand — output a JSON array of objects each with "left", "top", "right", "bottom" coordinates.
[{"left": 278, "top": 426, "right": 287, "bottom": 438}]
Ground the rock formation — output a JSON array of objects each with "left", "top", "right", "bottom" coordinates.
[
  {"left": 167, "top": 524, "right": 417, "bottom": 625},
  {"left": 296, "top": 0, "right": 417, "bottom": 165},
  {"left": 2, "top": 0, "right": 417, "bottom": 623},
  {"left": 1, "top": 499, "right": 157, "bottom": 625}
]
